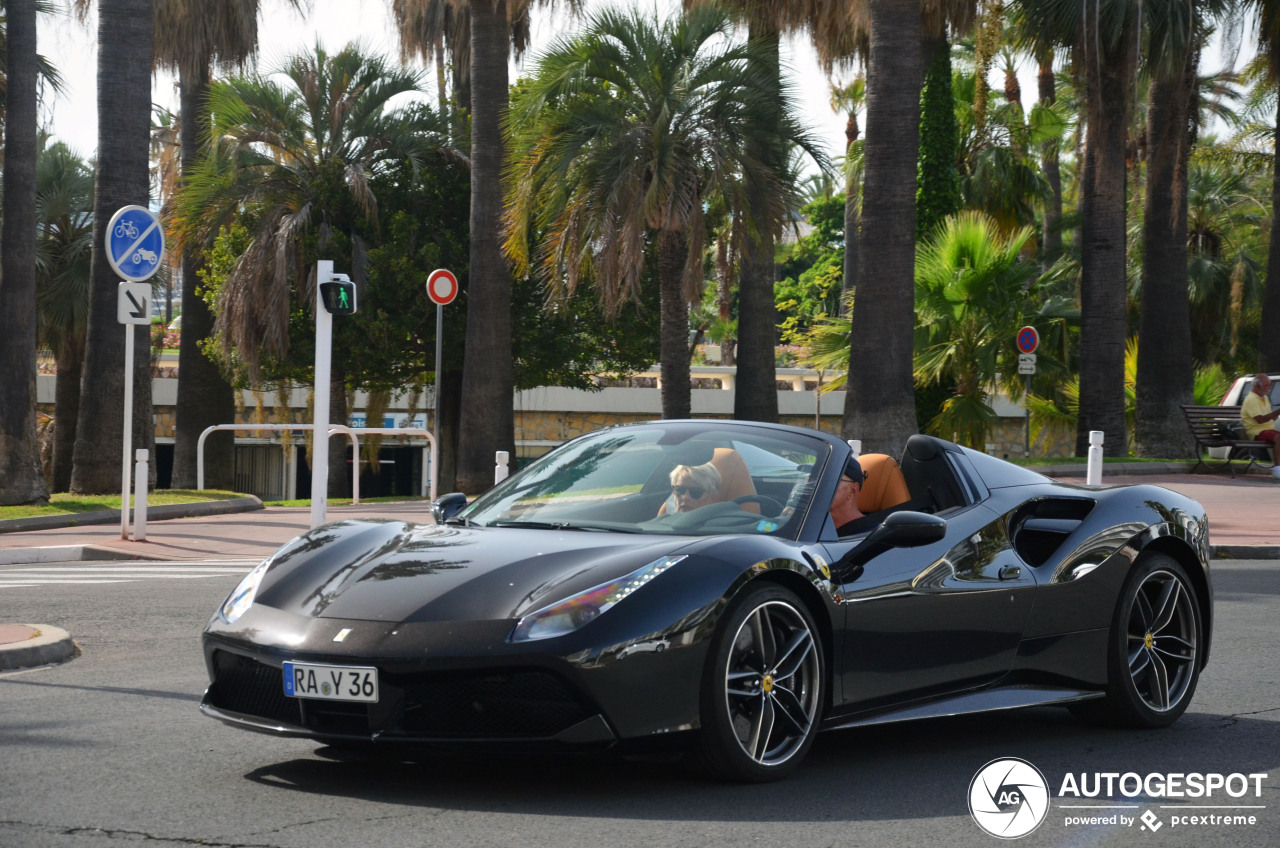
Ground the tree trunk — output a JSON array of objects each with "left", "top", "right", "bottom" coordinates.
[
  {"left": 436, "top": 366, "right": 463, "bottom": 493},
  {"left": 71, "top": 0, "right": 156, "bottom": 494},
  {"left": 841, "top": 109, "right": 860, "bottom": 312},
  {"left": 659, "top": 228, "right": 692, "bottom": 419},
  {"left": 1260, "top": 108, "right": 1280, "bottom": 371},
  {"left": 1135, "top": 50, "right": 1196, "bottom": 458},
  {"left": 172, "top": 67, "right": 237, "bottom": 491},
  {"left": 842, "top": 0, "right": 922, "bottom": 456},
  {"left": 1075, "top": 25, "right": 1134, "bottom": 457},
  {"left": 0, "top": 0, "right": 49, "bottom": 505},
  {"left": 327, "top": 366, "right": 350, "bottom": 498},
  {"left": 52, "top": 334, "right": 85, "bottom": 492},
  {"left": 456, "top": 0, "right": 515, "bottom": 494},
  {"left": 734, "top": 20, "right": 780, "bottom": 423},
  {"left": 1037, "top": 50, "right": 1063, "bottom": 265}
]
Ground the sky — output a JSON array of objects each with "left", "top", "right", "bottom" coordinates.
[{"left": 36, "top": 1, "right": 1255, "bottom": 168}]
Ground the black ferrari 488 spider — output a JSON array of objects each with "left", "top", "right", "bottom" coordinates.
[{"left": 201, "top": 419, "right": 1211, "bottom": 781}]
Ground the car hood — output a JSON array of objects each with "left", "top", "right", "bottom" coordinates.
[{"left": 252, "top": 519, "right": 694, "bottom": 623}]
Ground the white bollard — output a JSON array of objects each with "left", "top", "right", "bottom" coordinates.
[
  {"left": 847, "top": 439, "right": 862, "bottom": 457},
  {"left": 495, "top": 450, "right": 510, "bottom": 485},
  {"left": 132, "top": 449, "right": 149, "bottom": 541},
  {"left": 1086, "top": 430, "right": 1104, "bottom": 486}
]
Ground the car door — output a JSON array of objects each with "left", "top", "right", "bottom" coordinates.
[{"left": 822, "top": 503, "right": 1038, "bottom": 712}]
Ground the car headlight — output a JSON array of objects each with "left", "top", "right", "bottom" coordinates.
[
  {"left": 510, "top": 555, "right": 686, "bottom": 642},
  {"left": 219, "top": 558, "right": 271, "bottom": 624}
]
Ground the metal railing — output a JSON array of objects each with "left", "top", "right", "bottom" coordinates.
[{"left": 197, "top": 424, "right": 438, "bottom": 505}]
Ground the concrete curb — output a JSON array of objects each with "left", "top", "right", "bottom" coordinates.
[
  {"left": 0, "top": 544, "right": 176, "bottom": 565},
  {"left": 0, "top": 624, "right": 77, "bottom": 671},
  {"left": 0, "top": 496, "right": 263, "bottom": 535},
  {"left": 1211, "top": 545, "right": 1280, "bottom": 560}
]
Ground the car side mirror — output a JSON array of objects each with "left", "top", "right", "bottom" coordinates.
[
  {"left": 833, "top": 511, "right": 947, "bottom": 581},
  {"left": 431, "top": 492, "right": 468, "bottom": 523}
]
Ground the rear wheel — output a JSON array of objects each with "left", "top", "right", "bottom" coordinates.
[
  {"left": 1071, "top": 554, "right": 1202, "bottom": 727},
  {"left": 697, "top": 583, "right": 823, "bottom": 782}
]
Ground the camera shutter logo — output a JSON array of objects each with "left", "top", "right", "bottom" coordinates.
[{"left": 969, "top": 758, "right": 1050, "bottom": 839}]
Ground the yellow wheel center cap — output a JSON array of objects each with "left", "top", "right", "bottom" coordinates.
[
  {"left": 762, "top": 674, "right": 774, "bottom": 693},
  {"left": 1144, "top": 633, "right": 1154, "bottom": 649}
]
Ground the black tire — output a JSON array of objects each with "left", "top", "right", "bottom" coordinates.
[
  {"left": 1071, "top": 553, "right": 1203, "bottom": 728},
  {"left": 697, "top": 583, "right": 824, "bottom": 782}
]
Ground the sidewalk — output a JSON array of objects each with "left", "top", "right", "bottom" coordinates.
[{"left": 0, "top": 501, "right": 435, "bottom": 564}]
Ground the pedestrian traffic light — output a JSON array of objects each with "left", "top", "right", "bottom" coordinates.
[{"left": 320, "top": 274, "right": 357, "bottom": 315}]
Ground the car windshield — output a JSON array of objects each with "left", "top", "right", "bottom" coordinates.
[{"left": 458, "top": 423, "right": 829, "bottom": 539}]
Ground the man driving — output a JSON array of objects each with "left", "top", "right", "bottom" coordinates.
[{"left": 831, "top": 456, "right": 879, "bottom": 536}]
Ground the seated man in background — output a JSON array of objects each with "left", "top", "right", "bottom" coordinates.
[
  {"left": 830, "top": 456, "right": 879, "bottom": 536},
  {"left": 1241, "top": 373, "right": 1280, "bottom": 480},
  {"left": 668, "top": 462, "right": 721, "bottom": 513}
]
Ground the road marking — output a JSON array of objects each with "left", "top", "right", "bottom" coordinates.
[{"left": 0, "top": 561, "right": 253, "bottom": 590}]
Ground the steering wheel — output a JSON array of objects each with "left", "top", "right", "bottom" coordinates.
[{"left": 733, "top": 494, "right": 784, "bottom": 516}]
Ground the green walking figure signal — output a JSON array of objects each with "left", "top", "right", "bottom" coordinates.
[{"left": 320, "top": 274, "right": 358, "bottom": 315}]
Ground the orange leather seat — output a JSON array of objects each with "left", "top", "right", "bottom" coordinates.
[
  {"left": 658, "top": 447, "right": 760, "bottom": 515},
  {"left": 856, "top": 453, "right": 910, "bottom": 513}
]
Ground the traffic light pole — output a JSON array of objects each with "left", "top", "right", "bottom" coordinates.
[{"left": 311, "top": 260, "right": 333, "bottom": 529}]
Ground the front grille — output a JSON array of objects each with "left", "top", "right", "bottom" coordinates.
[
  {"left": 391, "top": 670, "right": 593, "bottom": 738},
  {"left": 209, "top": 651, "right": 302, "bottom": 726}
]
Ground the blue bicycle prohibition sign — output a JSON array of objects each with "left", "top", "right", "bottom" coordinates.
[{"left": 105, "top": 205, "right": 165, "bottom": 282}]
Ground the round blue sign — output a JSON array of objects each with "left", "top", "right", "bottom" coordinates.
[
  {"left": 105, "top": 205, "right": 165, "bottom": 282},
  {"left": 1016, "top": 326, "right": 1039, "bottom": 354}
]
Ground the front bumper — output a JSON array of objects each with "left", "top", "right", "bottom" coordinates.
[{"left": 200, "top": 599, "right": 714, "bottom": 748}]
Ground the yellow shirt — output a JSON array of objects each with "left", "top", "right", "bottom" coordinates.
[{"left": 1241, "top": 391, "right": 1275, "bottom": 438}]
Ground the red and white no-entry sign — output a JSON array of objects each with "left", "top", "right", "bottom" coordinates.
[{"left": 426, "top": 268, "right": 458, "bottom": 305}]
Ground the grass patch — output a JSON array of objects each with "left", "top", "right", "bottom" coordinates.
[
  {"left": 0, "top": 489, "right": 246, "bottom": 520},
  {"left": 262, "top": 495, "right": 430, "bottom": 507}
]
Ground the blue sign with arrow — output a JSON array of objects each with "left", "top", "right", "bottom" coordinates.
[{"left": 105, "top": 205, "right": 165, "bottom": 282}]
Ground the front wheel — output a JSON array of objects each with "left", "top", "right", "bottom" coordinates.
[
  {"left": 697, "top": 583, "right": 823, "bottom": 782},
  {"left": 1071, "top": 553, "right": 1203, "bottom": 728}
]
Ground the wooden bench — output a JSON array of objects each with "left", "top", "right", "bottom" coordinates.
[{"left": 1181, "top": 405, "right": 1273, "bottom": 476}]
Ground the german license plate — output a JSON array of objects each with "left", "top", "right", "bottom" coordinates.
[{"left": 282, "top": 661, "right": 379, "bottom": 703}]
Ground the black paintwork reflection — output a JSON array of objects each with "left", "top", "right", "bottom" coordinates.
[{"left": 828, "top": 506, "right": 1036, "bottom": 713}]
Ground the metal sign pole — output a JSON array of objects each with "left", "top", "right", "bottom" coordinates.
[
  {"left": 121, "top": 322, "right": 134, "bottom": 539},
  {"left": 434, "top": 303, "right": 443, "bottom": 439},
  {"left": 1025, "top": 373, "right": 1032, "bottom": 458}
]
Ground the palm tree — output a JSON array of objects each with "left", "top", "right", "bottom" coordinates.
[
  {"left": 155, "top": 0, "right": 297, "bottom": 491},
  {"left": 505, "top": 5, "right": 814, "bottom": 420},
  {"left": 842, "top": 0, "right": 926, "bottom": 455},
  {"left": 67, "top": 0, "right": 155, "bottom": 494},
  {"left": 173, "top": 43, "right": 438, "bottom": 497},
  {"left": 1134, "top": 5, "right": 1206, "bottom": 458},
  {"left": 1251, "top": 0, "right": 1280, "bottom": 370},
  {"left": 830, "top": 78, "right": 865, "bottom": 308},
  {"left": 0, "top": 0, "right": 65, "bottom": 131},
  {"left": 1013, "top": 0, "right": 1140, "bottom": 456},
  {"left": 0, "top": 0, "right": 49, "bottom": 504},
  {"left": 914, "top": 212, "right": 1052, "bottom": 447},
  {"left": 35, "top": 139, "right": 95, "bottom": 493}
]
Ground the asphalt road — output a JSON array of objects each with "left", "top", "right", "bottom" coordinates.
[{"left": 0, "top": 559, "right": 1276, "bottom": 848}]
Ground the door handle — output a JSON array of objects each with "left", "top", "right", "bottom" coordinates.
[{"left": 999, "top": 565, "right": 1022, "bottom": 581}]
